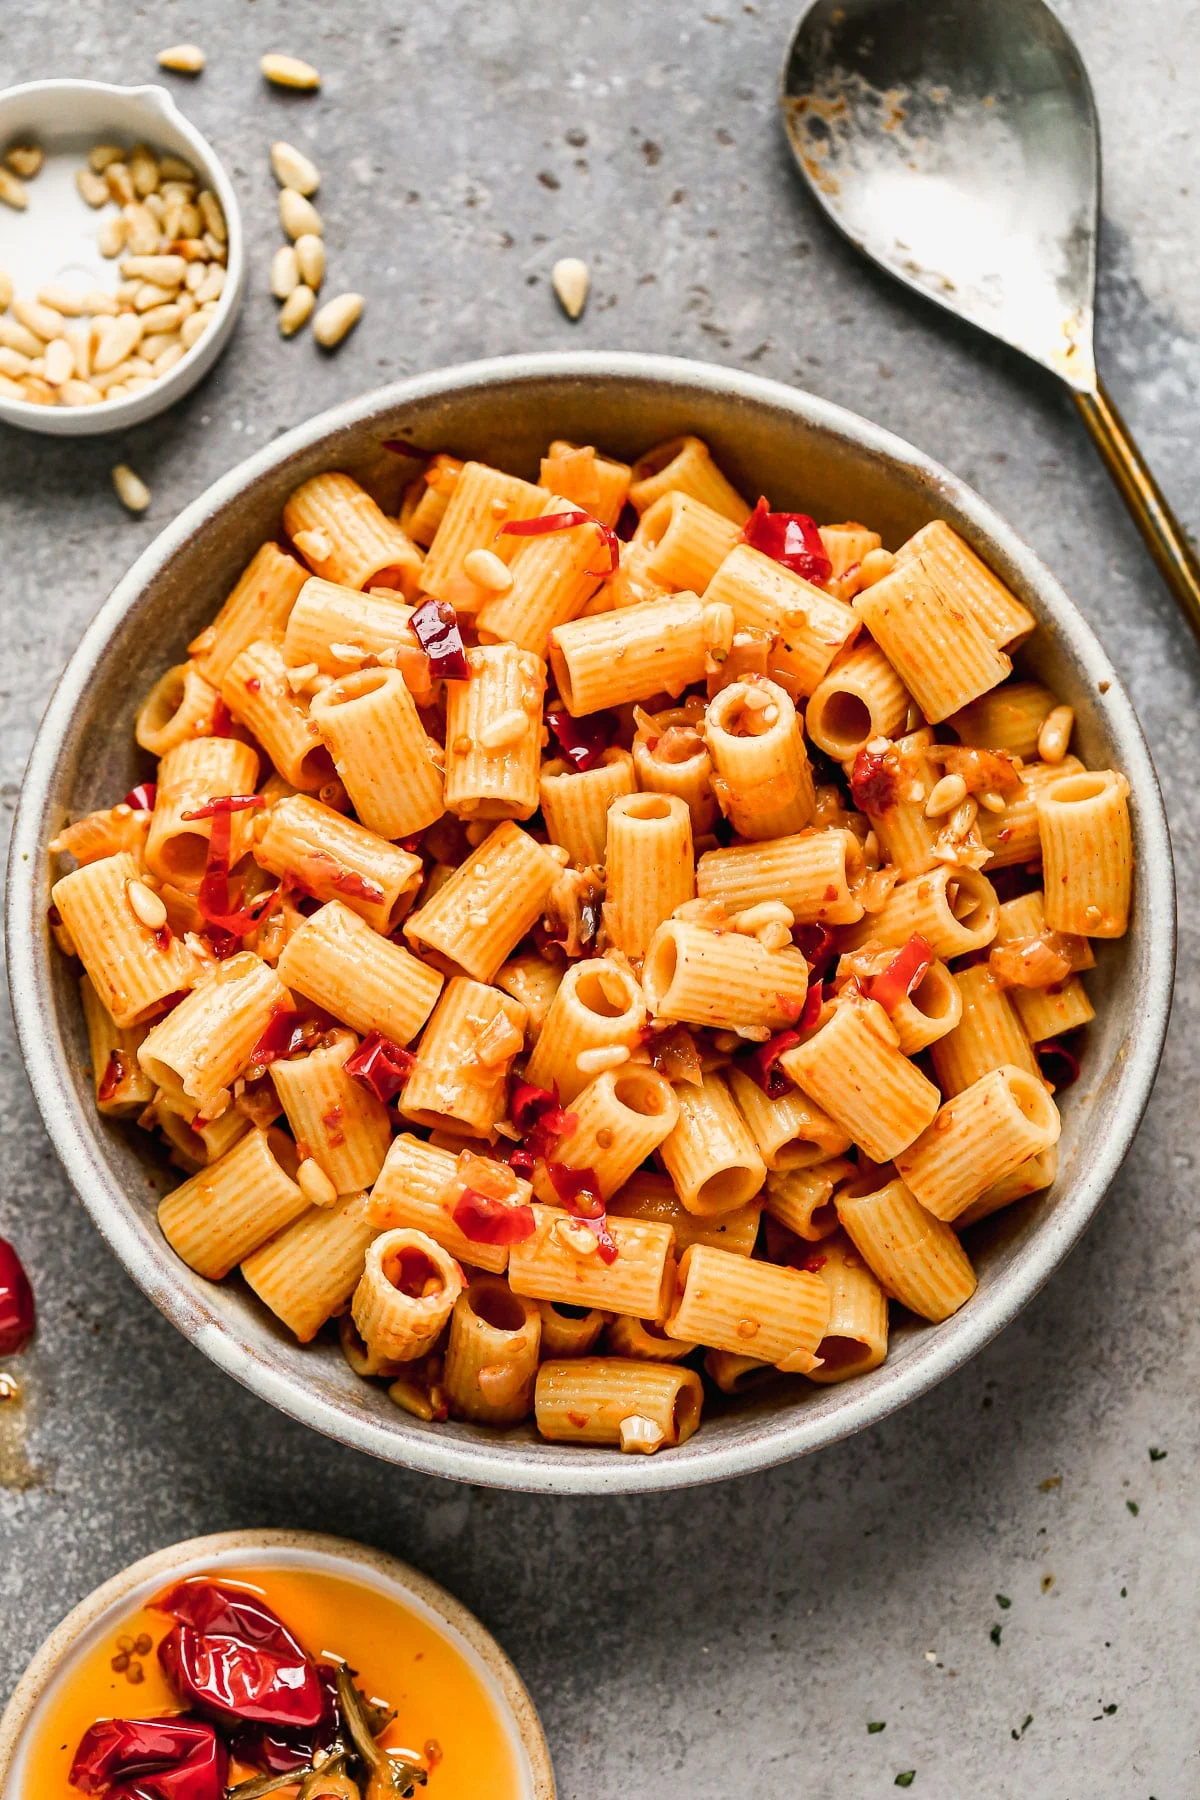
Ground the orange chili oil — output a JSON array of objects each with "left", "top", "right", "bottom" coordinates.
[{"left": 22, "top": 1564, "right": 524, "bottom": 1799}]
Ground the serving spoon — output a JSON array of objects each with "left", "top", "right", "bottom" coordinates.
[{"left": 781, "top": 0, "right": 1200, "bottom": 637}]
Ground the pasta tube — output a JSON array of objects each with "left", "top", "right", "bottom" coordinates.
[
  {"left": 658, "top": 1070, "right": 767, "bottom": 1215},
  {"left": 894, "top": 1066, "right": 1062, "bottom": 1221},
  {"left": 534, "top": 1358, "right": 704, "bottom": 1451},
  {"left": 158, "top": 1126, "right": 305, "bottom": 1279},
  {"left": 704, "top": 678, "right": 815, "bottom": 839},
  {"left": 309, "top": 666, "right": 445, "bottom": 839},
  {"left": 805, "top": 1231, "right": 890, "bottom": 1384},
  {"left": 1037, "top": 769, "right": 1133, "bottom": 937},
  {"left": 404, "top": 821, "right": 563, "bottom": 982},
  {"left": 525, "top": 958, "right": 646, "bottom": 1104},
  {"left": 604, "top": 793, "right": 695, "bottom": 958},
  {"left": 641, "top": 918, "right": 810, "bottom": 1032},
  {"left": 664, "top": 1244, "right": 830, "bottom": 1372},
  {"left": 276, "top": 899, "right": 443, "bottom": 1045},
  {"left": 779, "top": 995, "right": 941, "bottom": 1163},
  {"left": 836, "top": 1176, "right": 977, "bottom": 1323},
  {"left": 241, "top": 1190, "right": 378, "bottom": 1342},
  {"left": 444, "top": 1276, "right": 541, "bottom": 1425},
  {"left": 508, "top": 1207, "right": 677, "bottom": 1320},
  {"left": 283, "top": 471, "right": 424, "bottom": 597},
  {"left": 351, "top": 1228, "right": 463, "bottom": 1363}
]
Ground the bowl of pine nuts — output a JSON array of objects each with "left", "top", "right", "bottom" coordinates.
[{"left": 0, "top": 79, "right": 244, "bottom": 433}]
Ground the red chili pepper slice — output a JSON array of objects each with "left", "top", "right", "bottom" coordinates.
[
  {"left": 742, "top": 496, "right": 832, "bottom": 584},
  {"left": 791, "top": 921, "right": 835, "bottom": 979},
  {"left": 546, "top": 1163, "right": 619, "bottom": 1263},
  {"left": 742, "top": 1030, "right": 802, "bottom": 1099},
  {"left": 69, "top": 1717, "right": 227, "bottom": 1800},
  {"left": 497, "top": 509, "right": 620, "bottom": 577},
  {"left": 0, "top": 1237, "right": 35, "bottom": 1356},
  {"left": 799, "top": 981, "right": 826, "bottom": 1029},
  {"left": 509, "top": 1079, "right": 577, "bottom": 1160},
  {"left": 243, "top": 1003, "right": 331, "bottom": 1078},
  {"left": 120, "top": 782, "right": 157, "bottom": 812},
  {"left": 344, "top": 1031, "right": 416, "bottom": 1104},
  {"left": 179, "top": 798, "right": 271, "bottom": 942},
  {"left": 1036, "top": 1038, "right": 1080, "bottom": 1090},
  {"left": 868, "top": 934, "right": 934, "bottom": 1014},
  {"left": 452, "top": 1188, "right": 537, "bottom": 1245},
  {"left": 154, "top": 1579, "right": 325, "bottom": 1731},
  {"left": 179, "top": 795, "right": 265, "bottom": 821},
  {"left": 410, "top": 596, "right": 470, "bottom": 681},
  {"left": 545, "top": 703, "right": 617, "bottom": 772},
  {"left": 850, "top": 746, "right": 899, "bottom": 814}
]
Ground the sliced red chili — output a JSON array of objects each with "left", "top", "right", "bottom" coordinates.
[
  {"left": 791, "top": 921, "right": 835, "bottom": 977},
  {"left": 210, "top": 698, "right": 236, "bottom": 737},
  {"left": 868, "top": 934, "right": 934, "bottom": 1014},
  {"left": 97, "top": 1049, "right": 130, "bottom": 1105},
  {"left": 344, "top": 1031, "right": 416, "bottom": 1104},
  {"left": 411, "top": 596, "right": 469, "bottom": 681},
  {"left": 742, "top": 1030, "right": 801, "bottom": 1099},
  {"left": 179, "top": 795, "right": 265, "bottom": 821},
  {"left": 850, "top": 746, "right": 899, "bottom": 814},
  {"left": 0, "top": 1237, "right": 35, "bottom": 1356},
  {"left": 242, "top": 1004, "right": 315, "bottom": 1076},
  {"left": 546, "top": 1162, "right": 618, "bottom": 1263},
  {"left": 497, "top": 509, "right": 620, "bottom": 577},
  {"left": 545, "top": 703, "right": 617, "bottom": 772},
  {"left": 68, "top": 1716, "right": 226, "bottom": 1800},
  {"left": 799, "top": 981, "right": 826, "bottom": 1029},
  {"left": 180, "top": 797, "right": 271, "bottom": 942},
  {"left": 154, "top": 1579, "right": 325, "bottom": 1730},
  {"left": 742, "top": 496, "right": 832, "bottom": 584},
  {"left": 509, "top": 1079, "right": 577, "bottom": 1159},
  {"left": 452, "top": 1188, "right": 536, "bottom": 1245},
  {"left": 1036, "top": 1038, "right": 1080, "bottom": 1090},
  {"left": 120, "top": 782, "right": 157, "bottom": 812}
]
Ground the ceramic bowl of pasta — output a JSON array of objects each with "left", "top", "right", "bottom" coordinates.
[{"left": 8, "top": 352, "right": 1173, "bottom": 1492}]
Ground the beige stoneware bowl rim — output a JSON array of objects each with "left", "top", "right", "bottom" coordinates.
[
  {"left": 0, "top": 1527, "right": 555, "bottom": 1798},
  {"left": 0, "top": 77, "right": 245, "bottom": 435},
  {"left": 5, "top": 351, "right": 1176, "bottom": 1493}
]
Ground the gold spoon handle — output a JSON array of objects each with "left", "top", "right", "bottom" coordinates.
[{"left": 1073, "top": 374, "right": 1200, "bottom": 642}]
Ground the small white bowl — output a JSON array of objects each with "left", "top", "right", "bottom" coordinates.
[
  {"left": 0, "top": 79, "right": 245, "bottom": 435},
  {"left": 0, "top": 1529, "right": 555, "bottom": 1798}
]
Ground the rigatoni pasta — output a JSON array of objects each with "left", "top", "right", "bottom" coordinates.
[{"left": 47, "top": 426, "right": 1131, "bottom": 1456}]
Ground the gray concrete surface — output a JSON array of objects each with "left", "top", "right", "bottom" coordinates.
[{"left": 0, "top": 3, "right": 1197, "bottom": 1794}]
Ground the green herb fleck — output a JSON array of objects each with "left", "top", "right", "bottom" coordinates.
[
  {"left": 1010, "top": 1714, "right": 1034, "bottom": 1740},
  {"left": 1126, "top": 1500, "right": 1139, "bottom": 1516},
  {"left": 990, "top": 1624, "right": 1003, "bottom": 1647},
  {"left": 1149, "top": 1447, "right": 1167, "bottom": 1462},
  {"left": 1120, "top": 1587, "right": 1128, "bottom": 1598},
  {"left": 996, "top": 1594, "right": 1012, "bottom": 1609},
  {"left": 895, "top": 1775, "right": 916, "bottom": 1790},
  {"left": 1105, "top": 1704, "right": 1118, "bottom": 1715},
  {"left": 867, "top": 1722, "right": 886, "bottom": 1734}
]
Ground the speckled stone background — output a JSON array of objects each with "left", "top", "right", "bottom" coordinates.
[{"left": 0, "top": 4, "right": 1196, "bottom": 1795}]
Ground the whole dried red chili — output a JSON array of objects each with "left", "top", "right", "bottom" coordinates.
[
  {"left": 344, "top": 1032, "right": 417, "bottom": 1104},
  {"left": 497, "top": 509, "right": 620, "bottom": 577},
  {"left": 868, "top": 934, "right": 934, "bottom": 1014},
  {"left": 545, "top": 703, "right": 617, "bottom": 772},
  {"left": 0, "top": 1237, "right": 35, "bottom": 1356},
  {"left": 154, "top": 1579, "right": 326, "bottom": 1731},
  {"left": 228, "top": 1662, "right": 339, "bottom": 1774},
  {"left": 69, "top": 1716, "right": 226, "bottom": 1800},
  {"left": 741, "top": 496, "right": 832, "bottom": 584},
  {"left": 453, "top": 1188, "right": 536, "bottom": 1245},
  {"left": 410, "top": 597, "right": 470, "bottom": 681},
  {"left": 120, "top": 782, "right": 157, "bottom": 812}
]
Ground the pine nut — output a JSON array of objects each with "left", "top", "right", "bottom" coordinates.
[
  {"left": 128, "top": 144, "right": 160, "bottom": 196},
  {"left": 978, "top": 789, "right": 1008, "bottom": 815},
  {"left": 619, "top": 1415, "right": 666, "bottom": 1454},
  {"left": 270, "top": 245, "right": 300, "bottom": 299},
  {"left": 43, "top": 338, "right": 74, "bottom": 386},
  {"left": 197, "top": 189, "right": 226, "bottom": 242},
  {"left": 180, "top": 311, "right": 210, "bottom": 350},
  {"left": 179, "top": 203, "right": 204, "bottom": 239},
  {"left": 463, "top": 548, "right": 513, "bottom": 592},
  {"left": 184, "top": 262, "right": 206, "bottom": 292},
  {"left": 140, "top": 302, "right": 184, "bottom": 335},
  {"left": 105, "top": 163, "right": 135, "bottom": 206},
  {"left": 734, "top": 900, "right": 795, "bottom": 935},
  {"left": 127, "top": 878, "right": 167, "bottom": 929},
  {"left": 202, "top": 231, "right": 227, "bottom": 264},
  {"left": 76, "top": 166, "right": 109, "bottom": 207},
  {"left": 0, "top": 347, "right": 30, "bottom": 377},
  {"left": 36, "top": 284, "right": 86, "bottom": 316},
  {"left": 159, "top": 155, "right": 196, "bottom": 182},
  {"left": 132, "top": 281, "right": 175, "bottom": 312},
  {"left": 82, "top": 289, "right": 119, "bottom": 316},
  {"left": 124, "top": 376, "right": 154, "bottom": 394},
  {"left": 90, "top": 144, "right": 124, "bottom": 172},
  {"left": 140, "top": 331, "right": 179, "bottom": 363},
  {"left": 279, "top": 284, "right": 315, "bottom": 336},
  {"left": 271, "top": 141, "right": 320, "bottom": 195},
  {"left": 195, "top": 264, "right": 226, "bottom": 304},
  {"left": 947, "top": 797, "right": 978, "bottom": 838},
  {"left": 122, "top": 202, "right": 160, "bottom": 255},
  {"left": 0, "top": 169, "right": 28, "bottom": 211},
  {"left": 22, "top": 376, "right": 56, "bottom": 404},
  {"left": 153, "top": 342, "right": 186, "bottom": 376},
  {"left": 1037, "top": 703, "right": 1074, "bottom": 764},
  {"left": 14, "top": 298, "right": 65, "bottom": 341},
  {"left": 124, "top": 253, "right": 187, "bottom": 286},
  {"left": 115, "top": 279, "right": 142, "bottom": 306},
  {"left": 924, "top": 772, "right": 967, "bottom": 818},
  {"left": 293, "top": 527, "right": 332, "bottom": 563},
  {"left": 0, "top": 374, "right": 21, "bottom": 399},
  {"left": 297, "top": 1158, "right": 337, "bottom": 1206},
  {"left": 158, "top": 44, "right": 206, "bottom": 73},
  {"left": 5, "top": 144, "right": 43, "bottom": 180},
  {"left": 576, "top": 1044, "right": 631, "bottom": 1076},
  {"left": 97, "top": 215, "right": 126, "bottom": 257},
  {"left": 93, "top": 313, "right": 144, "bottom": 372},
  {"left": 279, "top": 188, "right": 322, "bottom": 239},
  {"left": 0, "top": 318, "right": 44, "bottom": 358},
  {"left": 111, "top": 464, "right": 151, "bottom": 513},
  {"left": 144, "top": 191, "right": 166, "bottom": 224},
  {"left": 294, "top": 233, "right": 324, "bottom": 289},
  {"left": 0, "top": 268, "right": 11, "bottom": 310},
  {"left": 479, "top": 707, "right": 528, "bottom": 749},
  {"left": 103, "top": 382, "right": 129, "bottom": 401},
  {"left": 552, "top": 256, "right": 589, "bottom": 320},
  {"left": 60, "top": 379, "right": 102, "bottom": 406},
  {"left": 261, "top": 53, "right": 322, "bottom": 90},
  {"left": 312, "top": 292, "right": 363, "bottom": 348}
]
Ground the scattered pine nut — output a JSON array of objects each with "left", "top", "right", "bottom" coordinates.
[
  {"left": 89, "top": 144, "right": 124, "bottom": 172},
  {"left": 619, "top": 1415, "right": 666, "bottom": 1454},
  {"left": 43, "top": 339, "right": 74, "bottom": 386},
  {"left": 1037, "top": 703, "right": 1074, "bottom": 764},
  {"left": 59, "top": 379, "right": 103, "bottom": 406},
  {"left": 552, "top": 256, "right": 590, "bottom": 320},
  {"left": 271, "top": 141, "right": 320, "bottom": 195},
  {"left": 297, "top": 1158, "right": 337, "bottom": 1206},
  {"left": 0, "top": 168, "right": 28, "bottom": 211},
  {"left": 180, "top": 311, "right": 209, "bottom": 350},
  {"left": 111, "top": 464, "right": 151, "bottom": 513},
  {"left": 924, "top": 772, "right": 967, "bottom": 818},
  {"left": 157, "top": 44, "right": 206, "bottom": 74},
  {"left": 0, "top": 268, "right": 11, "bottom": 310},
  {"left": 128, "top": 144, "right": 160, "bottom": 197},
  {"left": 105, "top": 163, "right": 135, "bottom": 207},
  {"left": 312, "top": 292, "right": 363, "bottom": 348},
  {"left": 76, "top": 166, "right": 110, "bottom": 207},
  {"left": 14, "top": 298, "right": 66, "bottom": 341},
  {"left": 127, "top": 878, "right": 168, "bottom": 929},
  {"left": 463, "top": 548, "right": 514, "bottom": 593},
  {"left": 279, "top": 285, "right": 316, "bottom": 336},
  {"left": 37, "top": 284, "right": 87, "bottom": 316},
  {"left": 159, "top": 155, "right": 196, "bottom": 182},
  {"left": 279, "top": 188, "right": 322, "bottom": 240},
  {"left": 97, "top": 215, "right": 126, "bottom": 257},
  {"left": 5, "top": 144, "right": 43, "bottom": 181},
  {"left": 270, "top": 244, "right": 301, "bottom": 299},
  {"left": 261, "top": 53, "right": 321, "bottom": 91},
  {"left": 0, "top": 318, "right": 43, "bottom": 358},
  {"left": 294, "top": 233, "right": 325, "bottom": 290},
  {"left": 197, "top": 189, "right": 226, "bottom": 242},
  {"left": 293, "top": 526, "right": 333, "bottom": 563}
]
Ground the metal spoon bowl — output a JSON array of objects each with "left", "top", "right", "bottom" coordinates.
[{"left": 782, "top": 0, "right": 1200, "bottom": 635}]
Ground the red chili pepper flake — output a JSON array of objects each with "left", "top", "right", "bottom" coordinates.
[
  {"left": 803, "top": 1252, "right": 828, "bottom": 1273},
  {"left": 1036, "top": 1038, "right": 1080, "bottom": 1090},
  {"left": 211, "top": 698, "right": 236, "bottom": 737},
  {"left": 411, "top": 596, "right": 470, "bottom": 681},
  {"left": 509, "top": 1079, "right": 577, "bottom": 1159},
  {"left": 799, "top": 981, "right": 826, "bottom": 1029},
  {"left": 497, "top": 509, "right": 620, "bottom": 577},
  {"left": 742, "top": 495, "right": 832, "bottom": 584},
  {"left": 397, "top": 834, "right": 423, "bottom": 854},
  {"left": 154, "top": 1578, "right": 326, "bottom": 1731},
  {"left": 180, "top": 796, "right": 271, "bottom": 943},
  {"left": 120, "top": 782, "right": 157, "bottom": 812},
  {"left": 153, "top": 924, "right": 173, "bottom": 954},
  {"left": 792, "top": 921, "right": 835, "bottom": 980},
  {"left": 97, "top": 1049, "right": 130, "bottom": 1105},
  {"left": 344, "top": 1031, "right": 416, "bottom": 1104},
  {"left": 850, "top": 745, "right": 899, "bottom": 814},
  {"left": 179, "top": 794, "right": 265, "bottom": 821},
  {"left": 546, "top": 1162, "right": 619, "bottom": 1263},
  {"left": 327, "top": 866, "right": 387, "bottom": 904},
  {"left": 742, "top": 1030, "right": 801, "bottom": 1099},
  {"left": 868, "top": 934, "right": 934, "bottom": 1014},
  {"left": 69, "top": 1716, "right": 227, "bottom": 1800},
  {"left": 243, "top": 1004, "right": 312, "bottom": 1076},
  {"left": 452, "top": 1188, "right": 537, "bottom": 1245},
  {"left": 545, "top": 702, "right": 617, "bottom": 772},
  {"left": 0, "top": 1237, "right": 35, "bottom": 1356}
]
